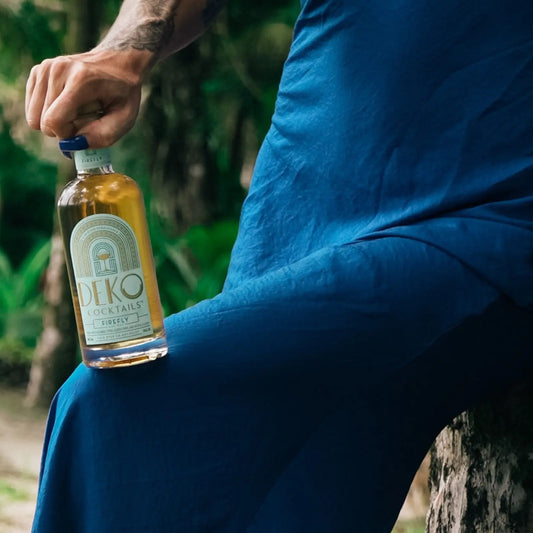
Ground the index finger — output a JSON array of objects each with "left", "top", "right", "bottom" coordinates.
[
  {"left": 25, "top": 67, "right": 37, "bottom": 119},
  {"left": 25, "top": 63, "right": 50, "bottom": 130}
]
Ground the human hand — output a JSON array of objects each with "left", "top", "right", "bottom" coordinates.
[{"left": 25, "top": 48, "right": 151, "bottom": 148}]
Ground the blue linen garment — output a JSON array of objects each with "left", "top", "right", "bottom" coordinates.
[{"left": 32, "top": 1, "right": 533, "bottom": 532}]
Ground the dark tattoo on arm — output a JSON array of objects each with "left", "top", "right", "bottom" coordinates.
[
  {"left": 99, "top": 0, "right": 225, "bottom": 54},
  {"left": 201, "top": 0, "right": 227, "bottom": 28},
  {"left": 101, "top": 17, "right": 175, "bottom": 52},
  {"left": 99, "top": 2, "right": 177, "bottom": 53}
]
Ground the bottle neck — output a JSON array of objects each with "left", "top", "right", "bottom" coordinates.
[
  {"left": 76, "top": 163, "right": 115, "bottom": 176},
  {"left": 74, "top": 148, "right": 114, "bottom": 175}
]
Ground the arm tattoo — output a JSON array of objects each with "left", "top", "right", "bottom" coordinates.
[
  {"left": 100, "top": 2, "right": 176, "bottom": 53},
  {"left": 102, "top": 18, "right": 175, "bottom": 53},
  {"left": 201, "top": 0, "right": 227, "bottom": 28}
]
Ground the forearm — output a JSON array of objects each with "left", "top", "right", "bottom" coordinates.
[
  {"left": 25, "top": 0, "right": 226, "bottom": 145},
  {"left": 95, "top": 0, "right": 226, "bottom": 76}
]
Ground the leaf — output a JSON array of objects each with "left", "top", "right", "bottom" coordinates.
[
  {"left": 13, "top": 239, "right": 51, "bottom": 307},
  {"left": 162, "top": 243, "right": 199, "bottom": 291}
]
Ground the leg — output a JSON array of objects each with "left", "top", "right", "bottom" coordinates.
[
  {"left": 32, "top": 238, "right": 532, "bottom": 532},
  {"left": 247, "top": 297, "right": 533, "bottom": 532}
]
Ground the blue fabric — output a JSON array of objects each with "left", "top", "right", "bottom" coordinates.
[
  {"left": 33, "top": 1, "right": 533, "bottom": 532},
  {"left": 226, "top": 0, "right": 533, "bottom": 304}
]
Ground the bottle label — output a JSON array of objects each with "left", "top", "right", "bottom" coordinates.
[
  {"left": 70, "top": 214, "right": 154, "bottom": 345},
  {"left": 74, "top": 149, "right": 112, "bottom": 171}
]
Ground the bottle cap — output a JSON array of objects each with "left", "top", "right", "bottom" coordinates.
[{"left": 58, "top": 135, "right": 89, "bottom": 159}]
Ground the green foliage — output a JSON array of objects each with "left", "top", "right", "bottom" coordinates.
[
  {"left": 0, "top": 240, "right": 49, "bottom": 384},
  {"left": 0, "top": 338, "right": 33, "bottom": 386},
  {"left": 101, "top": 0, "right": 125, "bottom": 27},
  {"left": 0, "top": 1, "right": 64, "bottom": 83},
  {"left": 153, "top": 220, "right": 239, "bottom": 313},
  {"left": 17, "top": 1, "right": 65, "bottom": 63},
  {"left": 226, "top": 1, "right": 300, "bottom": 36},
  {"left": 0, "top": 110, "right": 57, "bottom": 267},
  {"left": 0, "top": 240, "right": 50, "bottom": 346},
  {"left": 0, "top": 2, "right": 63, "bottom": 267}
]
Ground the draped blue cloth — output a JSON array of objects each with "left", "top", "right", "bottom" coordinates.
[{"left": 33, "top": 1, "right": 533, "bottom": 531}]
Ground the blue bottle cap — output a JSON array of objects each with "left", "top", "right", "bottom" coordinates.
[{"left": 58, "top": 135, "right": 89, "bottom": 159}]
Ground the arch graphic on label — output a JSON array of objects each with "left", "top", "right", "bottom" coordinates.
[{"left": 71, "top": 215, "right": 140, "bottom": 278}]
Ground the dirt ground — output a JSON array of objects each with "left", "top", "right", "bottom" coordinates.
[
  {"left": 0, "top": 386, "right": 47, "bottom": 533},
  {"left": 0, "top": 384, "right": 429, "bottom": 532}
]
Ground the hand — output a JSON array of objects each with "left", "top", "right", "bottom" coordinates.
[{"left": 25, "top": 48, "right": 151, "bottom": 148}]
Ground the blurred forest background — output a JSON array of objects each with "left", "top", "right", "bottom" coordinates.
[
  {"left": 1, "top": 4, "right": 529, "bottom": 532},
  {"left": 0, "top": 3, "right": 430, "bottom": 531},
  {"left": 0, "top": 0, "right": 299, "bottom": 405}
]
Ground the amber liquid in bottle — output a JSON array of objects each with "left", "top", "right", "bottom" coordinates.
[{"left": 58, "top": 149, "right": 167, "bottom": 368}]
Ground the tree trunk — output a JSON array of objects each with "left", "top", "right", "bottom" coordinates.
[
  {"left": 25, "top": 230, "right": 78, "bottom": 407},
  {"left": 427, "top": 380, "right": 533, "bottom": 533},
  {"left": 25, "top": 1, "right": 103, "bottom": 407}
]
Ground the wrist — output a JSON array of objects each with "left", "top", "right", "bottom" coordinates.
[{"left": 81, "top": 47, "right": 155, "bottom": 85}]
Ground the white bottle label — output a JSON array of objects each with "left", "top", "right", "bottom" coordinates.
[
  {"left": 74, "top": 149, "right": 112, "bottom": 171},
  {"left": 70, "top": 214, "right": 154, "bottom": 346}
]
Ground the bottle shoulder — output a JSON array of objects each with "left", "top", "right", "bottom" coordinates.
[{"left": 58, "top": 172, "right": 142, "bottom": 206}]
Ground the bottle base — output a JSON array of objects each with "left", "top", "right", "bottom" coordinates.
[{"left": 82, "top": 336, "right": 168, "bottom": 369}]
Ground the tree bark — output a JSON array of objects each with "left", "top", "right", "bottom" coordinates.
[
  {"left": 427, "top": 380, "right": 533, "bottom": 533},
  {"left": 25, "top": 231, "right": 78, "bottom": 407}
]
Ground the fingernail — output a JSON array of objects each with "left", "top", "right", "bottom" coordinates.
[{"left": 58, "top": 135, "right": 89, "bottom": 153}]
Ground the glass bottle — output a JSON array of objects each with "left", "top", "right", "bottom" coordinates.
[{"left": 57, "top": 141, "right": 167, "bottom": 368}]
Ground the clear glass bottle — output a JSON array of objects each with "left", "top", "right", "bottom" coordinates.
[{"left": 57, "top": 144, "right": 168, "bottom": 368}]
